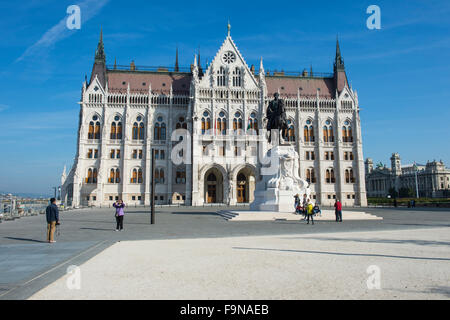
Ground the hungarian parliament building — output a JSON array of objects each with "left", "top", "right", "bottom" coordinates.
[{"left": 61, "top": 27, "right": 368, "bottom": 208}]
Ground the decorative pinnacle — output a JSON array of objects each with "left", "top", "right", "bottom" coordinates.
[{"left": 227, "top": 20, "right": 231, "bottom": 36}]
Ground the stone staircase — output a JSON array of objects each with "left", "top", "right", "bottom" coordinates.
[{"left": 217, "top": 209, "right": 382, "bottom": 222}]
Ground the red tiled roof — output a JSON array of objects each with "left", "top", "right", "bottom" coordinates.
[
  {"left": 265, "top": 76, "right": 336, "bottom": 98},
  {"left": 107, "top": 70, "right": 191, "bottom": 94}
]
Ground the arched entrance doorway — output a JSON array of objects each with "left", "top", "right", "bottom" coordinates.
[
  {"left": 236, "top": 173, "right": 247, "bottom": 203},
  {"left": 234, "top": 167, "right": 256, "bottom": 204},
  {"left": 204, "top": 167, "right": 224, "bottom": 203},
  {"left": 206, "top": 173, "right": 217, "bottom": 203}
]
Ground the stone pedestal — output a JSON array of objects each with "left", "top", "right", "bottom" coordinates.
[{"left": 250, "top": 145, "right": 311, "bottom": 213}]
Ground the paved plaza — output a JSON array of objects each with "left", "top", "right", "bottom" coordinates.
[{"left": 0, "top": 206, "right": 449, "bottom": 299}]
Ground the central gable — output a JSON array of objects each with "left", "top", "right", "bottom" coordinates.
[{"left": 199, "top": 35, "right": 259, "bottom": 89}]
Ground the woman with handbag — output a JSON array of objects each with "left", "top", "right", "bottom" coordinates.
[{"left": 113, "top": 199, "right": 125, "bottom": 231}]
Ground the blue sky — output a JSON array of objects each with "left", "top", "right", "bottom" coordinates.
[{"left": 0, "top": 0, "right": 449, "bottom": 195}]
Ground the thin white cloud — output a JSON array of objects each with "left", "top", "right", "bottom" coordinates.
[{"left": 16, "top": 0, "right": 110, "bottom": 62}]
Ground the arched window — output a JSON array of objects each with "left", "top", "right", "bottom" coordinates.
[
  {"left": 94, "top": 122, "right": 101, "bottom": 140},
  {"left": 88, "top": 115, "right": 101, "bottom": 140},
  {"left": 201, "top": 111, "right": 211, "bottom": 135},
  {"left": 323, "top": 120, "right": 334, "bottom": 143},
  {"left": 216, "top": 111, "right": 227, "bottom": 135},
  {"left": 130, "top": 168, "right": 143, "bottom": 184},
  {"left": 176, "top": 116, "right": 187, "bottom": 130},
  {"left": 154, "top": 116, "right": 166, "bottom": 141},
  {"left": 304, "top": 119, "right": 314, "bottom": 142},
  {"left": 326, "top": 168, "right": 335, "bottom": 184},
  {"left": 88, "top": 122, "right": 94, "bottom": 139},
  {"left": 109, "top": 168, "right": 120, "bottom": 183},
  {"left": 154, "top": 123, "right": 160, "bottom": 140},
  {"left": 176, "top": 167, "right": 186, "bottom": 184},
  {"left": 207, "top": 173, "right": 216, "bottom": 181},
  {"left": 139, "top": 122, "right": 144, "bottom": 140},
  {"left": 248, "top": 112, "right": 258, "bottom": 135},
  {"left": 132, "top": 116, "right": 145, "bottom": 140},
  {"left": 115, "top": 168, "right": 120, "bottom": 183},
  {"left": 86, "top": 168, "right": 93, "bottom": 183},
  {"left": 110, "top": 115, "right": 122, "bottom": 140},
  {"left": 217, "top": 66, "right": 226, "bottom": 87},
  {"left": 232, "top": 67, "right": 242, "bottom": 87},
  {"left": 110, "top": 122, "right": 116, "bottom": 140},
  {"left": 156, "top": 168, "right": 165, "bottom": 184},
  {"left": 86, "top": 168, "right": 98, "bottom": 184},
  {"left": 306, "top": 168, "right": 316, "bottom": 183},
  {"left": 284, "top": 119, "right": 295, "bottom": 142},
  {"left": 342, "top": 120, "right": 353, "bottom": 143},
  {"left": 346, "top": 168, "right": 355, "bottom": 183},
  {"left": 233, "top": 111, "right": 243, "bottom": 134},
  {"left": 117, "top": 122, "right": 122, "bottom": 140}
]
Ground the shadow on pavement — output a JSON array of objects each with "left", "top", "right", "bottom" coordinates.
[
  {"left": 232, "top": 247, "right": 450, "bottom": 261},
  {"left": 3, "top": 237, "right": 47, "bottom": 243}
]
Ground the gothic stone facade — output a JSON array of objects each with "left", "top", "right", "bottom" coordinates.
[
  {"left": 365, "top": 153, "right": 450, "bottom": 198},
  {"left": 61, "top": 29, "right": 368, "bottom": 208}
]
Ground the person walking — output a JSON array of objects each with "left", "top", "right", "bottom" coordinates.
[
  {"left": 113, "top": 199, "right": 125, "bottom": 231},
  {"left": 45, "top": 198, "right": 59, "bottom": 243},
  {"left": 306, "top": 200, "right": 314, "bottom": 225},
  {"left": 294, "top": 194, "right": 300, "bottom": 214},
  {"left": 313, "top": 203, "right": 321, "bottom": 217},
  {"left": 334, "top": 199, "right": 342, "bottom": 222}
]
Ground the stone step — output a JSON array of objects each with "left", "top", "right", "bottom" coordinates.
[{"left": 220, "top": 209, "right": 382, "bottom": 222}]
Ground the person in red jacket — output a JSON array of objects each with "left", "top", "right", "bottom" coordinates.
[{"left": 334, "top": 199, "right": 342, "bottom": 222}]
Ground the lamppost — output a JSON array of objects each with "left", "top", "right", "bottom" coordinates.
[{"left": 413, "top": 162, "right": 419, "bottom": 199}]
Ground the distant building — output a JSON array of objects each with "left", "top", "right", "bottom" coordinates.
[{"left": 365, "top": 153, "right": 450, "bottom": 198}]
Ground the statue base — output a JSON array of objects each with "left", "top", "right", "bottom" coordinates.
[{"left": 250, "top": 145, "right": 311, "bottom": 213}]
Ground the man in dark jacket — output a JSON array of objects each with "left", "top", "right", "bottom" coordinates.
[{"left": 45, "top": 198, "right": 59, "bottom": 243}]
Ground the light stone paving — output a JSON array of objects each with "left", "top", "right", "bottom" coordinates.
[{"left": 29, "top": 227, "right": 450, "bottom": 300}]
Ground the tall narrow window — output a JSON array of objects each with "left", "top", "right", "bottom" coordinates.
[
  {"left": 342, "top": 120, "right": 353, "bottom": 143},
  {"left": 133, "top": 116, "right": 145, "bottom": 140},
  {"left": 217, "top": 111, "right": 227, "bottom": 135},
  {"left": 110, "top": 122, "right": 117, "bottom": 140},
  {"left": 88, "top": 122, "right": 95, "bottom": 139},
  {"left": 232, "top": 67, "right": 242, "bottom": 87},
  {"left": 94, "top": 122, "right": 101, "bottom": 140},
  {"left": 304, "top": 119, "right": 314, "bottom": 142},
  {"left": 115, "top": 169, "right": 120, "bottom": 183},
  {"left": 217, "top": 66, "right": 226, "bottom": 87},
  {"left": 233, "top": 111, "right": 243, "bottom": 134},
  {"left": 323, "top": 120, "right": 334, "bottom": 142},
  {"left": 117, "top": 122, "right": 122, "bottom": 140},
  {"left": 201, "top": 111, "right": 211, "bottom": 135}
]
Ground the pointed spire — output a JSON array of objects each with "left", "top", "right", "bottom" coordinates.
[
  {"left": 197, "top": 47, "right": 203, "bottom": 76},
  {"left": 114, "top": 57, "right": 117, "bottom": 69},
  {"left": 334, "top": 35, "right": 344, "bottom": 71},
  {"left": 95, "top": 27, "right": 105, "bottom": 63},
  {"left": 227, "top": 20, "right": 231, "bottom": 37},
  {"left": 192, "top": 54, "right": 199, "bottom": 82},
  {"left": 174, "top": 47, "right": 179, "bottom": 72},
  {"left": 258, "top": 57, "right": 266, "bottom": 87}
]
